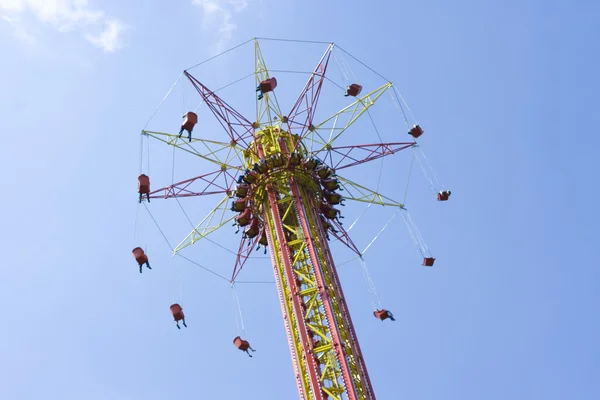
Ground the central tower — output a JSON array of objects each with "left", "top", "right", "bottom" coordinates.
[{"left": 235, "top": 126, "right": 375, "bottom": 399}]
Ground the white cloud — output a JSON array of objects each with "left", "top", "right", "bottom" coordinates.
[
  {"left": 0, "top": 0, "right": 126, "bottom": 52},
  {"left": 85, "top": 19, "right": 126, "bottom": 52},
  {"left": 193, "top": 0, "right": 248, "bottom": 50}
]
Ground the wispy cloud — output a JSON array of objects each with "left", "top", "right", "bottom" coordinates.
[
  {"left": 193, "top": 0, "right": 248, "bottom": 51},
  {"left": 0, "top": 0, "right": 126, "bottom": 52},
  {"left": 85, "top": 19, "right": 126, "bottom": 53}
]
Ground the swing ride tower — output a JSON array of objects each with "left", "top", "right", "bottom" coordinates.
[{"left": 138, "top": 38, "right": 446, "bottom": 400}]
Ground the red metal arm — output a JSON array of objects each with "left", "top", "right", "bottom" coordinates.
[
  {"left": 185, "top": 71, "right": 255, "bottom": 148},
  {"left": 231, "top": 231, "right": 262, "bottom": 282},
  {"left": 328, "top": 219, "right": 362, "bottom": 257},
  {"left": 317, "top": 142, "right": 415, "bottom": 171},
  {"left": 149, "top": 168, "right": 241, "bottom": 199},
  {"left": 286, "top": 43, "right": 333, "bottom": 140}
]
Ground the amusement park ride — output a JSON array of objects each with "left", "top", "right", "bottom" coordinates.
[{"left": 131, "top": 38, "right": 450, "bottom": 400}]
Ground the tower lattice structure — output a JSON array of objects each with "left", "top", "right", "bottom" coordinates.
[{"left": 140, "top": 39, "right": 423, "bottom": 400}]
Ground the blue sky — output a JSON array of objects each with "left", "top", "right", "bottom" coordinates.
[{"left": 1, "top": 1, "right": 599, "bottom": 399}]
